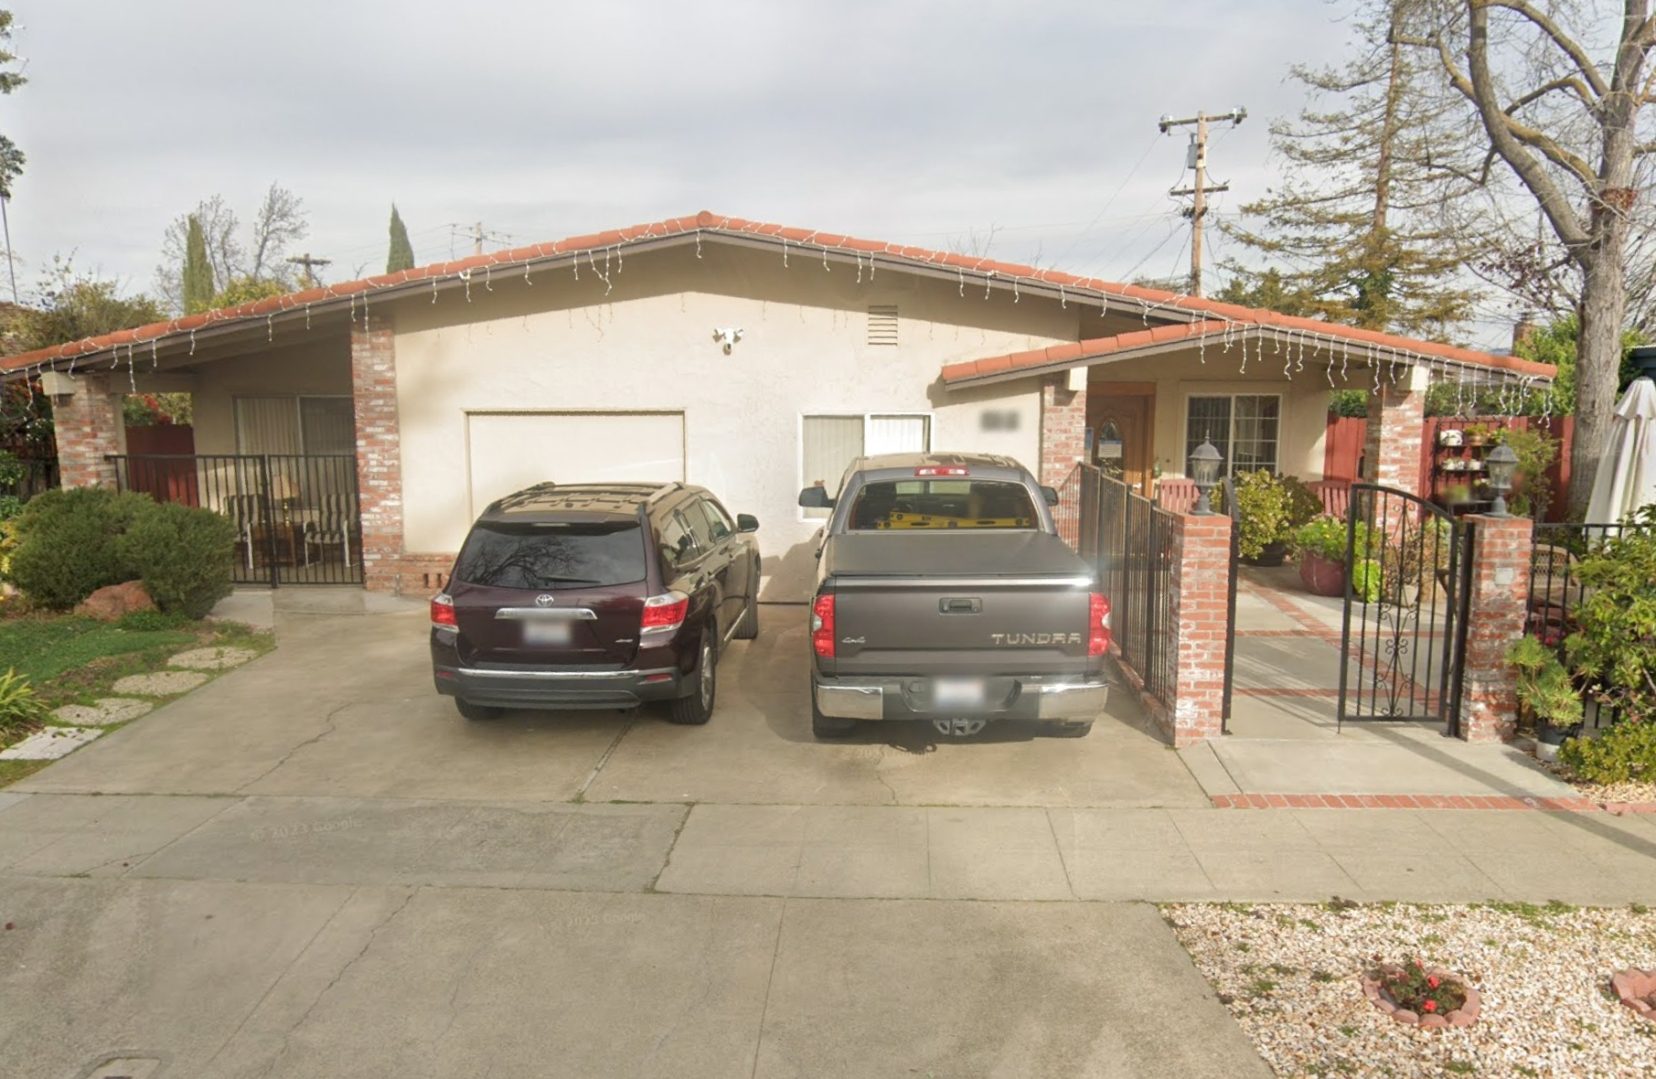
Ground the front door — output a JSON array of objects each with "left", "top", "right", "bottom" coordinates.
[{"left": 1089, "top": 391, "right": 1154, "bottom": 498}]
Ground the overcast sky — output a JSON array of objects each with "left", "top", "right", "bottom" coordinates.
[{"left": 8, "top": 1, "right": 1402, "bottom": 316}]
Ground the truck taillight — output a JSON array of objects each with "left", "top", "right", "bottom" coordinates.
[
  {"left": 641, "top": 591, "right": 690, "bottom": 636},
  {"left": 914, "top": 466, "right": 969, "bottom": 477},
  {"left": 811, "top": 593, "right": 836, "bottom": 657},
  {"left": 431, "top": 592, "right": 457, "bottom": 629},
  {"left": 1088, "top": 593, "right": 1112, "bottom": 657}
]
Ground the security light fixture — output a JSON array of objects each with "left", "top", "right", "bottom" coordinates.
[{"left": 1190, "top": 440, "right": 1223, "bottom": 516}]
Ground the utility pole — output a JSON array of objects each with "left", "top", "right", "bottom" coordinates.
[
  {"left": 469, "top": 221, "right": 510, "bottom": 255},
  {"left": 1160, "top": 107, "right": 1246, "bottom": 296},
  {"left": 286, "top": 252, "right": 332, "bottom": 288}
]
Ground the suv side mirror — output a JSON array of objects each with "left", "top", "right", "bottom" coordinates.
[
  {"left": 1041, "top": 485, "right": 1061, "bottom": 506},
  {"left": 797, "top": 486, "right": 834, "bottom": 509},
  {"left": 736, "top": 513, "right": 759, "bottom": 533}
]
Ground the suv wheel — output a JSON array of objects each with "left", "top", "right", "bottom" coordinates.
[
  {"left": 733, "top": 588, "right": 759, "bottom": 640},
  {"left": 669, "top": 635, "right": 716, "bottom": 725},
  {"left": 810, "top": 680, "right": 857, "bottom": 739},
  {"left": 456, "top": 698, "right": 504, "bottom": 721}
]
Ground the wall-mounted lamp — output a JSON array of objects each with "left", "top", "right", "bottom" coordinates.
[{"left": 712, "top": 327, "right": 744, "bottom": 355}]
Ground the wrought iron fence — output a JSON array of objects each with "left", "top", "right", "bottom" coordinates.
[
  {"left": 107, "top": 453, "right": 362, "bottom": 587},
  {"left": 1527, "top": 521, "right": 1641, "bottom": 730},
  {"left": 1075, "top": 464, "right": 1176, "bottom": 709}
]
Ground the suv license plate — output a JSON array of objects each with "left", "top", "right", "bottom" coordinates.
[
  {"left": 522, "top": 621, "right": 572, "bottom": 646},
  {"left": 932, "top": 677, "right": 986, "bottom": 710}
]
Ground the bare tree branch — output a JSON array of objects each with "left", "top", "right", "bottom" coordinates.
[{"left": 1484, "top": 0, "right": 1610, "bottom": 99}]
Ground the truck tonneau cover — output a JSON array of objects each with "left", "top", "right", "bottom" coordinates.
[{"left": 825, "top": 531, "right": 1092, "bottom": 582}]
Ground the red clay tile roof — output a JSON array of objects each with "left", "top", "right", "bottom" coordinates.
[{"left": 0, "top": 209, "right": 1553, "bottom": 382}]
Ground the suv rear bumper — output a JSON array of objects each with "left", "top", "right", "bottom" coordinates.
[
  {"left": 434, "top": 663, "right": 689, "bottom": 709},
  {"left": 813, "top": 674, "right": 1109, "bottom": 722}
]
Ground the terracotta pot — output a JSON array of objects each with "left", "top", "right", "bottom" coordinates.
[{"left": 1298, "top": 552, "right": 1347, "bottom": 596}]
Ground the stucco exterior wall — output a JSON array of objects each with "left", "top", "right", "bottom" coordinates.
[
  {"left": 187, "top": 337, "right": 353, "bottom": 455},
  {"left": 387, "top": 244, "right": 1071, "bottom": 600}
]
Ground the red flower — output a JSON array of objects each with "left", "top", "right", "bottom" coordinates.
[
  {"left": 1427, "top": 975, "right": 1440, "bottom": 989},
  {"left": 1423, "top": 1000, "right": 1438, "bottom": 1013}
]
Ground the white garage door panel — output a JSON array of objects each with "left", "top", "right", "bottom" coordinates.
[{"left": 467, "top": 411, "right": 685, "bottom": 516}]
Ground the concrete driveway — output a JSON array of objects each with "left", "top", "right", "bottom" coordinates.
[{"left": 0, "top": 603, "right": 1269, "bottom": 1079}]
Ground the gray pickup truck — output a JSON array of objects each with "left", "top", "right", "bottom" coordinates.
[{"left": 798, "top": 452, "right": 1111, "bottom": 740}]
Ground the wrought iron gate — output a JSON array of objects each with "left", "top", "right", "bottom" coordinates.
[
  {"left": 107, "top": 453, "right": 363, "bottom": 588},
  {"left": 1336, "top": 483, "right": 1472, "bottom": 734}
]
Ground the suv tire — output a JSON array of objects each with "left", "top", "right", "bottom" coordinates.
[
  {"left": 456, "top": 699, "right": 504, "bottom": 721},
  {"left": 669, "top": 634, "right": 717, "bottom": 725},
  {"left": 810, "top": 681, "right": 857, "bottom": 739},
  {"left": 733, "top": 588, "right": 759, "bottom": 640}
]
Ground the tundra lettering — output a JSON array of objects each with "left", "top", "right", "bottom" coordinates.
[{"left": 988, "top": 632, "right": 1083, "bottom": 646}]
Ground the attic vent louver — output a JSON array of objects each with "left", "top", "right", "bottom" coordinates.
[{"left": 867, "top": 305, "right": 899, "bottom": 346}]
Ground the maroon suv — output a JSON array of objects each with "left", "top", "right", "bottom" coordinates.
[{"left": 430, "top": 482, "right": 760, "bottom": 724}]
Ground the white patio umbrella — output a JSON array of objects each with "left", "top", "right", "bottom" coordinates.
[{"left": 1584, "top": 376, "right": 1656, "bottom": 524}]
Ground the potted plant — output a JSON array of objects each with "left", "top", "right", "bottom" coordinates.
[
  {"left": 1229, "top": 470, "right": 1297, "bottom": 566},
  {"left": 1507, "top": 636, "right": 1585, "bottom": 762},
  {"left": 1463, "top": 422, "right": 1494, "bottom": 447},
  {"left": 1291, "top": 515, "right": 1372, "bottom": 597},
  {"left": 1441, "top": 482, "right": 1472, "bottom": 507}
]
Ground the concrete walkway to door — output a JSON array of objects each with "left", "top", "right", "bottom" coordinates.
[{"left": 1198, "top": 565, "right": 1578, "bottom": 801}]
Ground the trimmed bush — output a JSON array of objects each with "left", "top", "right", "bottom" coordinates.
[
  {"left": 116, "top": 501, "right": 236, "bottom": 618},
  {"left": 1558, "top": 722, "right": 1656, "bottom": 785},
  {"left": 5, "top": 487, "right": 151, "bottom": 609}
]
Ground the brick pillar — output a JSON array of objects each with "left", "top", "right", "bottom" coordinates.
[
  {"left": 351, "top": 315, "right": 404, "bottom": 593},
  {"left": 52, "top": 372, "right": 126, "bottom": 489},
  {"left": 1458, "top": 514, "right": 1533, "bottom": 743},
  {"left": 1362, "top": 377, "right": 1426, "bottom": 494},
  {"left": 1039, "top": 374, "right": 1087, "bottom": 486}
]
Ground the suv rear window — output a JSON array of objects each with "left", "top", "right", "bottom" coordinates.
[
  {"left": 847, "top": 479, "right": 1037, "bottom": 531},
  {"left": 453, "top": 521, "right": 647, "bottom": 589}
]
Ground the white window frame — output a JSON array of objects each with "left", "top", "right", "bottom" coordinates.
[
  {"left": 796, "top": 411, "right": 932, "bottom": 521},
  {"left": 233, "top": 394, "right": 356, "bottom": 455},
  {"left": 1180, "top": 392, "right": 1284, "bottom": 477}
]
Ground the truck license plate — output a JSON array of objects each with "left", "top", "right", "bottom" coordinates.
[
  {"left": 932, "top": 677, "right": 986, "bottom": 710},
  {"left": 522, "top": 621, "right": 572, "bottom": 646}
]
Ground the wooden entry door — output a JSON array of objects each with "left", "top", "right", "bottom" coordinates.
[{"left": 1089, "top": 390, "right": 1154, "bottom": 497}]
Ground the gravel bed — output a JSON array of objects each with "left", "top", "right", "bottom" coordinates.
[
  {"left": 1165, "top": 902, "right": 1656, "bottom": 1078},
  {"left": 1537, "top": 762, "right": 1656, "bottom": 806}
]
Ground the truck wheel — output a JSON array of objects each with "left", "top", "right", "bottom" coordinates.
[
  {"left": 1047, "top": 720, "right": 1093, "bottom": 738},
  {"left": 733, "top": 590, "right": 759, "bottom": 640},
  {"left": 669, "top": 635, "right": 717, "bottom": 725},
  {"left": 456, "top": 699, "right": 503, "bottom": 721},
  {"left": 810, "top": 683, "right": 857, "bottom": 739}
]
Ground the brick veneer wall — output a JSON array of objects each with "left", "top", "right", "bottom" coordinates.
[
  {"left": 1112, "top": 510, "right": 1232, "bottom": 747},
  {"left": 1458, "top": 514, "right": 1533, "bottom": 743},
  {"left": 350, "top": 316, "right": 408, "bottom": 593},
  {"left": 1039, "top": 376, "right": 1087, "bottom": 486},
  {"left": 1362, "top": 380, "right": 1425, "bottom": 494},
  {"left": 53, "top": 372, "right": 124, "bottom": 489}
]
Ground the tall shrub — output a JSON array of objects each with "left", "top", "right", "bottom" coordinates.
[
  {"left": 1564, "top": 505, "right": 1656, "bottom": 724},
  {"left": 116, "top": 501, "right": 235, "bottom": 618},
  {"left": 5, "top": 487, "right": 150, "bottom": 608}
]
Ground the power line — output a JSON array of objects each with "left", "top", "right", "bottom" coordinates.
[{"left": 1052, "top": 132, "right": 1166, "bottom": 268}]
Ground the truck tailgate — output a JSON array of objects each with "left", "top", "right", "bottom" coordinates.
[{"left": 824, "top": 532, "right": 1096, "bottom": 676}]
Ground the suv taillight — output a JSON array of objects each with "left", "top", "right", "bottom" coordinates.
[
  {"left": 1088, "top": 592, "right": 1112, "bottom": 657},
  {"left": 431, "top": 592, "right": 457, "bottom": 629},
  {"left": 641, "top": 591, "right": 689, "bottom": 636},
  {"left": 811, "top": 593, "right": 836, "bottom": 657}
]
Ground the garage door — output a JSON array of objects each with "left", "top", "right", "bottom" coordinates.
[{"left": 466, "top": 411, "right": 686, "bottom": 516}]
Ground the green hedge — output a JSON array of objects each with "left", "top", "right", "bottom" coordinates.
[{"left": 5, "top": 487, "right": 235, "bottom": 617}]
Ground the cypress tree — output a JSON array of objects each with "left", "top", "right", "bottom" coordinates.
[
  {"left": 387, "top": 204, "right": 415, "bottom": 273},
  {"left": 182, "top": 214, "right": 214, "bottom": 314}
]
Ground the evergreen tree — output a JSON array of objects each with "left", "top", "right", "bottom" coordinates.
[
  {"left": 1222, "top": 0, "right": 1476, "bottom": 338},
  {"left": 387, "top": 204, "right": 415, "bottom": 273},
  {"left": 182, "top": 215, "right": 213, "bottom": 314}
]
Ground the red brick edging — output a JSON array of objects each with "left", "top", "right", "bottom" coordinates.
[{"left": 1211, "top": 793, "right": 1656, "bottom": 815}]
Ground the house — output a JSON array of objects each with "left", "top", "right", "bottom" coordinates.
[{"left": 0, "top": 211, "right": 1554, "bottom": 602}]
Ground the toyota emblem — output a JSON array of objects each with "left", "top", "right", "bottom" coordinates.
[{"left": 535, "top": 594, "right": 555, "bottom": 607}]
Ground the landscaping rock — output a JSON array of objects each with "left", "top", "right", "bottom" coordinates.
[
  {"left": 111, "top": 670, "right": 208, "bottom": 696},
  {"left": 73, "top": 580, "right": 156, "bottom": 622},
  {"left": 50, "top": 698, "right": 155, "bottom": 726},
  {"left": 167, "top": 646, "right": 256, "bottom": 671},
  {"left": 0, "top": 726, "right": 104, "bottom": 760}
]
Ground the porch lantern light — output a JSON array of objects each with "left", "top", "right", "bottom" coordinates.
[
  {"left": 1485, "top": 442, "right": 1518, "bottom": 517},
  {"left": 1190, "top": 440, "right": 1223, "bottom": 515}
]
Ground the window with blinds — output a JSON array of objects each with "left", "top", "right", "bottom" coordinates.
[
  {"left": 235, "top": 396, "right": 357, "bottom": 455},
  {"left": 800, "top": 413, "right": 930, "bottom": 518}
]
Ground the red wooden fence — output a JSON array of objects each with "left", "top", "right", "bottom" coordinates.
[{"left": 121, "top": 424, "right": 199, "bottom": 505}]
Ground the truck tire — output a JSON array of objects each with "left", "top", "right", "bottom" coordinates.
[
  {"left": 810, "top": 681, "right": 857, "bottom": 739},
  {"left": 733, "top": 589, "right": 759, "bottom": 640},
  {"left": 669, "top": 635, "right": 717, "bottom": 725},
  {"left": 1047, "top": 720, "right": 1093, "bottom": 738},
  {"left": 456, "top": 699, "right": 503, "bottom": 721}
]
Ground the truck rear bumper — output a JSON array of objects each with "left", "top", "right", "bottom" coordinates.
[{"left": 813, "top": 675, "right": 1109, "bottom": 722}]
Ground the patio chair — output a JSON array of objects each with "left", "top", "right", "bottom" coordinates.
[
  {"left": 1527, "top": 543, "right": 1586, "bottom": 627},
  {"left": 223, "top": 494, "right": 261, "bottom": 570},
  {"left": 302, "top": 493, "right": 357, "bottom": 567}
]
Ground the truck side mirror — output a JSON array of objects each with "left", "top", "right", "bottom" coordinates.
[
  {"left": 736, "top": 513, "right": 759, "bottom": 533},
  {"left": 797, "top": 486, "right": 834, "bottom": 509},
  {"left": 1041, "top": 485, "right": 1060, "bottom": 506}
]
